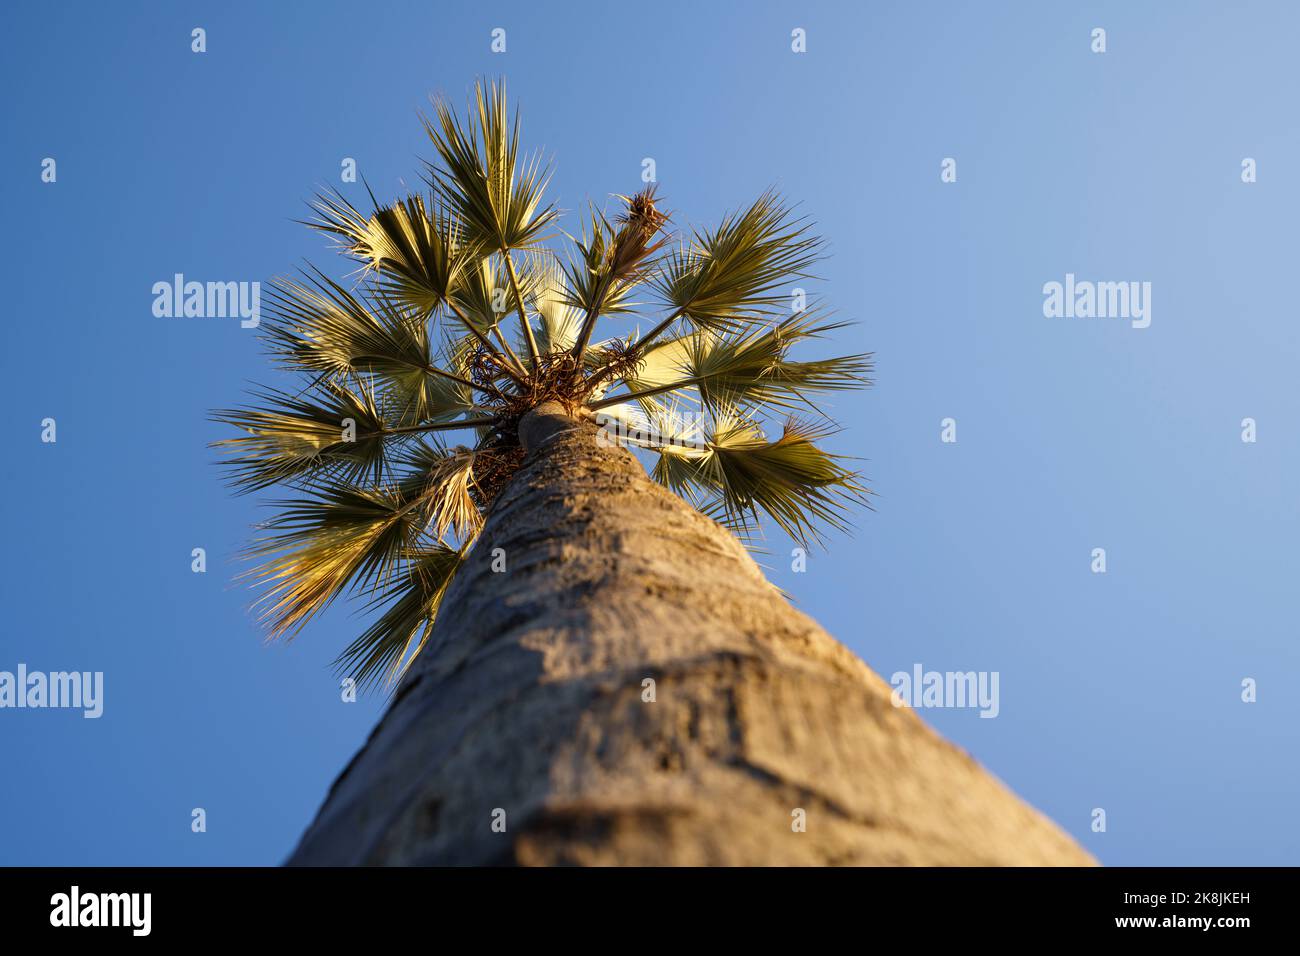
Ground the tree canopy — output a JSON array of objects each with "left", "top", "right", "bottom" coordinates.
[{"left": 213, "top": 79, "right": 872, "bottom": 690}]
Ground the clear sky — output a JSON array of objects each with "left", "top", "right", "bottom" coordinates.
[{"left": 1, "top": 1, "right": 1296, "bottom": 866}]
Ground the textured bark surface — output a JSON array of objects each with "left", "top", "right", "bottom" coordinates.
[{"left": 288, "top": 404, "right": 1095, "bottom": 866}]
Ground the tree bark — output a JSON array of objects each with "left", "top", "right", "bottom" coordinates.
[{"left": 287, "top": 403, "right": 1094, "bottom": 866}]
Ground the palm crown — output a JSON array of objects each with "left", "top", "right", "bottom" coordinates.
[{"left": 214, "top": 79, "right": 873, "bottom": 690}]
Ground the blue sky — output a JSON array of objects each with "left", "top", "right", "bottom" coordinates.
[{"left": 1, "top": 0, "right": 1296, "bottom": 866}]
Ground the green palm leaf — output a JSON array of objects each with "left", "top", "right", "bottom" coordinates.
[
  {"left": 245, "top": 484, "right": 421, "bottom": 639},
  {"left": 594, "top": 312, "right": 871, "bottom": 414},
  {"left": 262, "top": 271, "right": 479, "bottom": 422},
  {"left": 653, "top": 190, "right": 821, "bottom": 332},
  {"left": 423, "top": 78, "right": 557, "bottom": 252},
  {"left": 334, "top": 545, "right": 462, "bottom": 691},
  {"left": 529, "top": 254, "right": 582, "bottom": 353},
  {"left": 216, "top": 80, "right": 873, "bottom": 690},
  {"left": 447, "top": 255, "right": 512, "bottom": 333},
  {"left": 212, "top": 380, "right": 391, "bottom": 493},
  {"left": 652, "top": 412, "right": 868, "bottom": 546},
  {"left": 263, "top": 270, "right": 429, "bottom": 378},
  {"left": 680, "top": 313, "right": 872, "bottom": 411},
  {"left": 307, "top": 189, "right": 468, "bottom": 314}
]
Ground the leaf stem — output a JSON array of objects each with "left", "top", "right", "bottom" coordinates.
[
  {"left": 444, "top": 299, "right": 530, "bottom": 385},
  {"left": 378, "top": 415, "right": 503, "bottom": 437},
  {"left": 588, "top": 375, "right": 701, "bottom": 410},
  {"left": 583, "top": 306, "right": 686, "bottom": 392},
  {"left": 503, "top": 252, "right": 541, "bottom": 371},
  {"left": 627, "top": 306, "right": 686, "bottom": 357}
]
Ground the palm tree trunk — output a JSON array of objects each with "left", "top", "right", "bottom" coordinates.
[{"left": 287, "top": 403, "right": 1094, "bottom": 866}]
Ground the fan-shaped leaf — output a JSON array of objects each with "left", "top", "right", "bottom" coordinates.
[
  {"left": 423, "top": 78, "right": 557, "bottom": 252},
  {"left": 212, "top": 380, "right": 390, "bottom": 493},
  {"left": 245, "top": 485, "right": 421, "bottom": 639},
  {"left": 654, "top": 191, "right": 821, "bottom": 331},
  {"left": 334, "top": 545, "right": 463, "bottom": 690},
  {"left": 307, "top": 190, "right": 468, "bottom": 314}
]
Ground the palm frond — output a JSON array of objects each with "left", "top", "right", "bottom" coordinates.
[
  {"left": 334, "top": 545, "right": 462, "bottom": 690},
  {"left": 444, "top": 255, "right": 532, "bottom": 379},
  {"left": 652, "top": 412, "right": 868, "bottom": 546},
  {"left": 216, "top": 82, "right": 873, "bottom": 693},
  {"left": 306, "top": 189, "right": 467, "bottom": 314},
  {"left": 396, "top": 441, "right": 485, "bottom": 542},
  {"left": 423, "top": 78, "right": 557, "bottom": 252},
  {"left": 212, "top": 380, "right": 391, "bottom": 493},
  {"left": 597, "top": 396, "right": 705, "bottom": 455},
  {"left": 245, "top": 484, "right": 421, "bottom": 639},
  {"left": 446, "top": 255, "right": 508, "bottom": 332},
  {"left": 618, "top": 332, "right": 698, "bottom": 394},
  {"left": 680, "top": 313, "right": 872, "bottom": 412},
  {"left": 593, "top": 312, "right": 871, "bottom": 414},
  {"left": 263, "top": 270, "right": 428, "bottom": 377},
  {"left": 262, "top": 271, "right": 482, "bottom": 422},
  {"left": 570, "top": 188, "right": 670, "bottom": 353},
  {"left": 651, "top": 190, "right": 821, "bottom": 335},
  {"left": 559, "top": 204, "right": 638, "bottom": 318},
  {"left": 529, "top": 253, "right": 582, "bottom": 353}
]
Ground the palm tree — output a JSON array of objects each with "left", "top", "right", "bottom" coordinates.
[{"left": 215, "top": 79, "right": 1093, "bottom": 866}]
